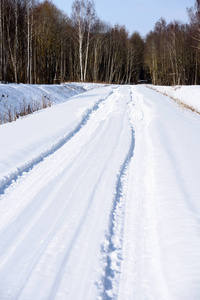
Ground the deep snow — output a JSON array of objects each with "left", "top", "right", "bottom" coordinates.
[
  {"left": 0, "top": 83, "right": 86, "bottom": 123},
  {"left": 151, "top": 85, "right": 200, "bottom": 113},
  {"left": 0, "top": 83, "right": 200, "bottom": 299}
]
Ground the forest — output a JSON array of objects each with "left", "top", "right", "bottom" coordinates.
[{"left": 0, "top": 0, "right": 200, "bottom": 85}]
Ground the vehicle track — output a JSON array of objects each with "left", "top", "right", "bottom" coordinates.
[
  {"left": 0, "top": 90, "right": 113, "bottom": 195},
  {"left": 101, "top": 88, "right": 135, "bottom": 299},
  {"left": 0, "top": 86, "right": 133, "bottom": 300}
]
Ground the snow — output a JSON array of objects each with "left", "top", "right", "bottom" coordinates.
[
  {"left": 0, "top": 83, "right": 200, "bottom": 299},
  {"left": 0, "top": 84, "right": 112, "bottom": 190},
  {"left": 0, "top": 83, "right": 86, "bottom": 123},
  {"left": 118, "top": 86, "right": 200, "bottom": 300},
  {"left": 151, "top": 85, "right": 200, "bottom": 113}
]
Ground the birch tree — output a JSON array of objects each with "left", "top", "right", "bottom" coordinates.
[
  {"left": 26, "top": 0, "right": 30, "bottom": 83},
  {"left": 72, "top": 0, "right": 95, "bottom": 81},
  {"left": 26, "top": 0, "right": 34, "bottom": 83}
]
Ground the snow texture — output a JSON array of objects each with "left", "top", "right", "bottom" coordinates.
[
  {"left": 0, "top": 83, "right": 200, "bottom": 299},
  {"left": 152, "top": 85, "right": 200, "bottom": 113}
]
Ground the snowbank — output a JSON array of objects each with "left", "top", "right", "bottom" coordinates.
[
  {"left": 0, "top": 85, "right": 113, "bottom": 191},
  {"left": 67, "top": 82, "right": 108, "bottom": 91},
  {"left": 0, "top": 83, "right": 86, "bottom": 123},
  {"left": 152, "top": 85, "right": 200, "bottom": 113}
]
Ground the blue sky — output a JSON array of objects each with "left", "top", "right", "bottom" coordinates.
[{"left": 53, "top": 0, "right": 195, "bottom": 36}]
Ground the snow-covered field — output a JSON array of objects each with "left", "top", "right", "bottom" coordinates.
[
  {"left": 0, "top": 83, "right": 200, "bottom": 299},
  {"left": 151, "top": 85, "right": 200, "bottom": 113}
]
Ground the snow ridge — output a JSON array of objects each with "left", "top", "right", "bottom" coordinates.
[
  {"left": 0, "top": 91, "right": 113, "bottom": 196},
  {"left": 101, "top": 91, "right": 135, "bottom": 300},
  {"left": 0, "top": 83, "right": 86, "bottom": 124}
]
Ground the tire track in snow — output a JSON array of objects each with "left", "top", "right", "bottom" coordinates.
[
  {"left": 0, "top": 90, "right": 113, "bottom": 196},
  {"left": 101, "top": 90, "right": 135, "bottom": 300},
  {"left": 0, "top": 88, "right": 122, "bottom": 299},
  {"left": 44, "top": 94, "right": 132, "bottom": 300},
  {"left": 0, "top": 90, "right": 117, "bottom": 256},
  {"left": 47, "top": 152, "right": 111, "bottom": 300},
  {"left": 0, "top": 89, "right": 119, "bottom": 233},
  {"left": 13, "top": 121, "right": 111, "bottom": 300}
]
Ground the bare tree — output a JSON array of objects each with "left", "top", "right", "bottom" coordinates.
[
  {"left": 26, "top": 0, "right": 30, "bottom": 83},
  {"left": 72, "top": 0, "right": 85, "bottom": 81},
  {"left": 6, "top": 0, "right": 19, "bottom": 83},
  {"left": 72, "top": 0, "right": 95, "bottom": 81},
  {"left": 83, "top": 0, "right": 95, "bottom": 81}
]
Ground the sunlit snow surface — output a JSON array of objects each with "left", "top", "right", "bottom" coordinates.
[
  {"left": 0, "top": 83, "right": 200, "bottom": 299},
  {"left": 153, "top": 85, "right": 200, "bottom": 113}
]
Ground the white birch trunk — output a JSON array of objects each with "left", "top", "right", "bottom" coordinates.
[
  {"left": 83, "top": 18, "right": 91, "bottom": 81},
  {"left": 30, "top": 4, "right": 33, "bottom": 84},
  {"left": 79, "top": 33, "right": 83, "bottom": 81},
  {"left": 14, "top": 0, "right": 18, "bottom": 83}
]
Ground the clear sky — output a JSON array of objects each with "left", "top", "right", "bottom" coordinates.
[{"left": 52, "top": 0, "right": 195, "bottom": 37}]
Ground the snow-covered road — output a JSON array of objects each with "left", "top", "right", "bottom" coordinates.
[{"left": 0, "top": 85, "right": 200, "bottom": 299}]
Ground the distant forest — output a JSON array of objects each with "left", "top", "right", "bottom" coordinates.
[{"left": 0, "top": 0, "right": 200, "bottom": 85}]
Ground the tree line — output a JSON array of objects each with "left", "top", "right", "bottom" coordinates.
[{"left": 0, "top": 0, "right": 200, "bottom": 85}]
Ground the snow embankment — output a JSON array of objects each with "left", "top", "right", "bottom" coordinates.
[
  {"left": 0, "top": 83, "right": 87, "bottom": 124},
  {"left": 0, "top": 85, "right": 113, "bottom": 192},
  {"left": 150, "top": 85, "right": 200, "bottom": 114},
  {"left": 67, "top": 82, "right": 108, "bottom": 91}
]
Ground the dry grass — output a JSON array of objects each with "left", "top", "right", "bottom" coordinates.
[{"left": 0, "top": 95, "right": 52, "bottom": 125}]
